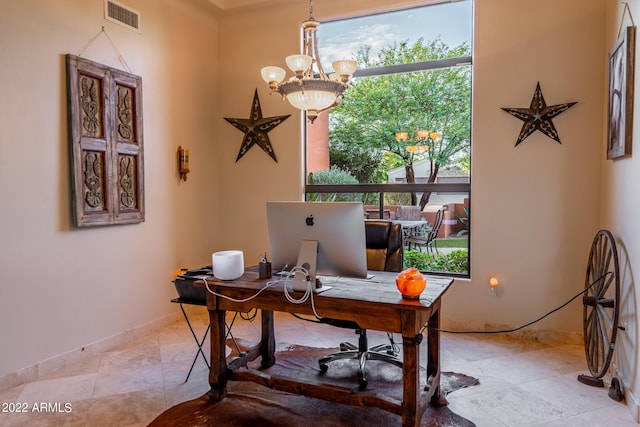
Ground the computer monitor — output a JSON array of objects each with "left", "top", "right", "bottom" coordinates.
[{"left": 266, "top": 201, "right": 367, "bottom": 290}]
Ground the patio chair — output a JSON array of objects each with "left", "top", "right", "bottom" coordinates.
[
  {"left": 399, "top": 205, "right": 421, "bottom": 220},
  {"left": 406, "top": 207, "right": 445, "bottom": 253}
]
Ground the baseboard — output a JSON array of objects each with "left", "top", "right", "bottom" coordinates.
[
  {"left": 611, "top": 362, "right": 640, "bottom": 423},
  {"left": 0, "top": 311, "right": 182, "bottom": 393},
  {"left": 630, "top": 389, "right": 640, "bottom": 423},
  {"left": 441, "top": 317, "right": 583, "bottom": 345},
  {"left": 0, "top": 314, "right": 605, "bottom": 394}
]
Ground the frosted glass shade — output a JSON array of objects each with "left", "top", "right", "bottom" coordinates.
[
  {"left": 261, "top": 66, "right": 286, "bottom": 84},
  {"left": 285, "top": 54, "right": 312, "bottom": 73},
  {"left": 416, "top": 130, "right": 430, "bottom": 139},
  {"left": 286, "top": 89, "right": 336, "bottom": 112},
  {"left": 395, "top": 132, "right": 409, "bottom": 142},
  {"left": 332, "top": 59, "right": 357, "bottom": 76},
  {"left": 277, "top": 78, "right": 345, "bottom": 121},
  {"left": 406, "top": 145, "right": 429, "bottom": 154}
]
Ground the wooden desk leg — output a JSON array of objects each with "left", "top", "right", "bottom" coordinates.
[
  {"left": 401, "top": 312, "right": 421, "bottom": 427},
  {"left": 207, "top": 307, "right": 227, "bottom": 401},
  {"left": 260, "top": 310, "right": 276, "bottom": 369},
  {"left": 427, "top": 301, "right": 448, "bottom": 407}
]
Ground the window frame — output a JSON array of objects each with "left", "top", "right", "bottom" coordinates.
[{"left": 304, "top": 5, "right": 472, "bottom": 278}]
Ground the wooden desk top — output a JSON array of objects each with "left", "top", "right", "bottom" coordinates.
[
  {"left": 204, "top": 267, "right": 451, "bottom": 305},
  {"left": 199, "top": 266, "right": 453, "bottom": 332}
]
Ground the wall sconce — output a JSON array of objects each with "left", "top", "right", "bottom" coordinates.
[
  {"left": 489, "top": 277, "right": 499, "bottom": 296},
  {"left": 178, "top": 146, "right": 190, "bottom": 181}
]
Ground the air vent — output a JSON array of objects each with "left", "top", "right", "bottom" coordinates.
[{"left": 105, "top": 0, "right": 141, "bottom": 33}]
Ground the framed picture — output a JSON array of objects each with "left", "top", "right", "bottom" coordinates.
[{"left": 607, "top": 26, "right": 635, "bottom": 159}]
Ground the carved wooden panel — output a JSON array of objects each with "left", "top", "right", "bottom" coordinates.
[
  {"left": 66, "top": 55, "right": 144, "bottom": 227},
  {"left": 83, "top": 151, "right": 107, "bottom": 211},
  {"left": 80, "top": 75, "right": 104, "bottom": 138}
]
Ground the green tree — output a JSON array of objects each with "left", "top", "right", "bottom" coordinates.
[
  {"left": 307, "top": 166, "right": 362, "bottom": 202},
  {"left": 329, "top": 37, "right": 471, "bottom": 209},
  {"left": 329, "top": 142, "right": 383, "bottom": 184}
]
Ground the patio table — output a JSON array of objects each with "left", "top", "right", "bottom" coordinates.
[{"left": 395, "top": 220, "right": 432, "bottom": 243}]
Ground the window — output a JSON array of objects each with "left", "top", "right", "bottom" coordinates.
[{"left": 305, "top": 1, "right": 472, "bottom": 277}]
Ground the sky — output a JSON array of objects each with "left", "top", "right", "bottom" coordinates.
[{"left": 317, "top": 1, "right": 472, "bottom": 68}]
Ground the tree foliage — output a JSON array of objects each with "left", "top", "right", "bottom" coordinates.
[
  {"left": 328, "top": 37, "right": 471, "bottom": 209},
  {"left": 306, "top": 166, "right": 362, "bottom": 202},
  {"left": 329, "top": 142, "right": 384, "bottom": 184}
]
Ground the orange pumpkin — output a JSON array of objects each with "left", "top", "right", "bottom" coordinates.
[{"left": 395, "top": 267, "right": 426, "bottom": 299}]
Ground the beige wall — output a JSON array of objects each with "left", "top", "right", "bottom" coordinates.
[
  {"left": 603, "top": 1, "right": 640, "bottom": 419},
  {"left": 219, "top": 0, "right": 604, "bottom": 331},
  {"left": 465, "top": 0, "right": 605, "bottom": 331},
  {"left": 0, "top": 0, "right": 221, "bottom": 377},
  {"left": 1, "top": 0, "right": 638, "bottom": 419},
  {"left": 217, "top": 0, "right": 638, "bottom": 416}
]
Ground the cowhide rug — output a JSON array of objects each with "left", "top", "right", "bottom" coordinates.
[{"left": 150, "top": 344, "right": 478, "bottom": 426}]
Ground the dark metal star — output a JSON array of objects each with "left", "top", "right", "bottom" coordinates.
[
  {"left": 224, "top": 89, "right": 290, "bottom": 162},
  {"left": 502, "top": 82, "right": 577, "bottom": 146}
]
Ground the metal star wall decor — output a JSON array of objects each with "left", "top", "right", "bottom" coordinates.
[
  {"left": 502, "top": 82, "right": 577, "bottom": 146},
  {"left": 224, "top": 89, "right": 290, "bottom": 162}
]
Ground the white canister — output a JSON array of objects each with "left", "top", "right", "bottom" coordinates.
[{"left": 212, "top": 250, "right": 244, "bottom": 280}]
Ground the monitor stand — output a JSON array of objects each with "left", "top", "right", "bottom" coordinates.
[{"left": 293, "top": 240, "right": 318, "bottom": 292}]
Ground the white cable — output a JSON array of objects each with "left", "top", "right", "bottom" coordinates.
[
  {"left": 309, "top": 287, "right": 322, "bottom": 320},
  {"left": 202, "top": 265, "right": 329, "bottom": 319},
  {"left": 282, "top": 266, "right": 312, "bottom": 304},
  {"left": 203, "top": 278, "right": 279, "bottom": 303},
  {"left": 278, "top": 266, "right": 326, "bottom": 319}
]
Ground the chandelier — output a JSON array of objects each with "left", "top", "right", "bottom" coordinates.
[
  {"left": 260, "top": 0, "right": 357, "bottom": 123},
  {"left": 396, "top": 130, "right": 441, "bottom": 155}
]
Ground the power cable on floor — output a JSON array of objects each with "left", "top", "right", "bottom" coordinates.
[{"left": 431, "top": 272, "right": 612, "bottom": 334}]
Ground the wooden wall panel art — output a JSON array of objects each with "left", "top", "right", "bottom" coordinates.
[{"left": 66, "top": 54, "right": 144, "bottom": 227}]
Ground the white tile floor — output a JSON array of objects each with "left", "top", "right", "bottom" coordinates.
[{"left": 0, "top": 306, "right": 636, "bottom": 426}]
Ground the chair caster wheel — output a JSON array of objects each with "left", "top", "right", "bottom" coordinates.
[
  {"left": 319, "top": 364, "right": 328, "bottom": 373},
  {"left": 358, "top": 375, "right": 368, "bottom": 390}
]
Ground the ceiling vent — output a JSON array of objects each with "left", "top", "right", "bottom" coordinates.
[{"left": 105, "top": 0, "right": 141, "bottom": 33}]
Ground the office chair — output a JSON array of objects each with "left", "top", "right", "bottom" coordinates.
[{"left": 318, "top": 220, "right": 404, "bottom": 389}]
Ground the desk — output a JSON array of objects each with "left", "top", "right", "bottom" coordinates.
[{"left": 199, "top": 266, "right": 453, "bottom": 427}]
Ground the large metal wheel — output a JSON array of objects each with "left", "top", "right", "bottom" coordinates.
[{"left": 578, "top": 230, "right": 620, "bottom": 387}]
